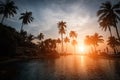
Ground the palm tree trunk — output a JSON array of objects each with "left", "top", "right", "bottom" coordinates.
[
  {"left": 113, "top": 48, "right": 116, "bottom": 54},
  {"left": 115, "top": 25, "right": 120, "bottom": 41},
  {"left": 20, "top": 22, "right": 24, "bottom": 33},
  {"left": 66, "top": 43, "right": 67, "bottom": 53},
  {"left": 93, "top": 45, "right": 96, "bottom": 54},
  {"left": 108, "top": 26, "right": 112, "bottom": 37},
  {"left": 1, "top": 15, "right": 5, "bottom": 24},
  {"left": 61, "top": 34, "right": 64, "bottom": 53},
  {"left": 74, "top": 46, "right": 75, "bottom": 55},
  {"left": 91, "top": 46, "right": 93, "bottom": 54}
]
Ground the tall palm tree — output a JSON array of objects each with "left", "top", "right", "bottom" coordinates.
[
  {"left": 37, "top": 33, "right": 44, "bottom": 41},
  {"left": 64, "top": 36, "right": 70, "bottom": 53},
  {"left": 57, "top": 21, "right": 66, "bottom": 53},
  {"left": 97, "top": 1, "right": 120, "bottom": 40},
  {"left": 92, "top": 33, "right": 104, "bottom": 53},
  {"left": 99, "top": 17, "right": 112, "bottom": 37},
  {"left": 19, "top": 11, "right": 34, "bottom": 33},
  {"left": 84, "top": 35, "right": 93, "bottom": 53},
  {"left": 0, "top": 0, "right": 18, "bottom": 24},
  {"left": 69, "top": 31, "right": 77, "bottom": 54},
  {"left": 107, "top": 36, "right": 120, "bottom": 54}
]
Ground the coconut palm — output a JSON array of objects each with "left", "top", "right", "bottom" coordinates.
[
  {"left": 92, "top": 33, "right": 104, "bottom": 53},
  {"left": 64, "top": 36, "right": 70, "bottom": 53},
  {"left": 19, "top": 11, "right": 34, "bottom": 33},
  {"left": 99, "top": 17, "right": 112, "bottom": 37},
  {"left": 97, "top": 1, "right": 120, "bottom": 40},
  {"left": 57, "top": 21, "right": 66, "bottom": 53},
  {"left": 107, "top": 36, "right": 120, "bottom": 54},
  {"left": 0, "top": 0, "right": 18, "bottom": 24},
  {"left": 84, "top": 35, "right": 93, "bottom": 53},
  {"left": 37, "top": 33, "right": 44, "bottom": 41},
  {"left": 69, "top": 31, "right": 77, "bottom": 54},
  {"left": 69, "top": 31, "right": 77, "bottom": 39}
]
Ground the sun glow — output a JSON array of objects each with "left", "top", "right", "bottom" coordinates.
[{"left": 78, "top": 45, "right": 86, "bottom": 53}]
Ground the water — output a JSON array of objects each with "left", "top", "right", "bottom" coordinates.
[{"left": 0, "top": 55, "right": 120, "bottom": 80}]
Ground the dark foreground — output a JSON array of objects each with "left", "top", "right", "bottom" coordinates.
[{"left": 0, "top": 55, "right": 120, "bottom": 80}]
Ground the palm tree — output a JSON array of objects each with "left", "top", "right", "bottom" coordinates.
[
  {"left": 37, "top": 33, "right": 44, "bottom": 41},
  {"left": 19, "top": 11, "right": 34, "bottom": 33},
  {"left": 97, "top": 1, "right": 120, "bottom": 40},
  {"left": 0, "top": 0, "right": 18, "bottom": 24},
  {"left": 69, "top": 31, "right": 77, "bottom": 39},
  {"left": 69, "top": 31, "right": 77, "bottom": 54},
  {"left": 84, "top": 35, "right": 93, "bottom": 53},
  {"left": 99, "top": 17, "right": 112, "bottom": 37},
  {"left": 64, "top": 36, "right": 70, "bottom": 53},
  {"left": 72, "top": 39, "right": 77, "bottom": 54},
  {"left": 92, "top": 33, "right": 104, "bottom": 53},
  {"left": 56, "top": 38, "right": 61, "bottom": 52},
  {"left": 57, "top": 21, "right": 66, "bottom": 53},
  {"left": 107, "top": 36, "right": 120, "bottom": 54},
  {"left": 27, "top": 34, "right": 33, "bottom": 43}
]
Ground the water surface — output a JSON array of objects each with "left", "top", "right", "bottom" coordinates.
[{"left": 0, "top": 55, "right": 120, "bottom": 80}]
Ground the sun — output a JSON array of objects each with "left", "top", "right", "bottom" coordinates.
[{"left": 78, "top": 45, "right": 85, "bottom": 53}]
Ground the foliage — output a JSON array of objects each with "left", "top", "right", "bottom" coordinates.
[
  {"left": 19, "top": 11, "right": 34, "bottom": 32},
  {"left": 0, "top": 0, "right": 18, "bottom": 23},
  {"left": 57, "top": 21, "right": 67, "bottom": 53},
  {"left": 97, "top": 1, "right": 120, "bottom": 40}
]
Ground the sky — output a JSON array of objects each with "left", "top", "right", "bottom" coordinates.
[{"left": 1, "top": 0, "right": 120, "bottom": 52}]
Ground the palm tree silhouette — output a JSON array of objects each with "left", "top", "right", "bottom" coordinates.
[
  {"left": 99, "top": 17, "right": 112, "bottom": 37},
  {"left": 37, "top": 33, "right": 44, "bottom": 41},
  {"left": 97, "top": 1, "right": 120, "bottom": 40},
  {"left": 19, "top": 11, "right": 34, "bottom": 33},
  {"left": 64, "top": 36, "right": 70, "bottom": 53},
  {"left": 107, "top": 36, "right": 120, "bottom": 54},
  {"left": 27, "top": 34, "right": 33, "bottom": 43},
  {"left": 84, "top": 35, "right": 93, "bottom": 54},
  {"left": 69, "top": 31, "right": 77, "bottom": 54},
  {"left": 0, "top": 0, "right": 18, "bottom": 24},
  {"left": 69, "top": 31, "right": 77, "bottom": 39},
  {"left": 92, "top": 33, "right": 104, "bottom": 53},
  {"left": 57, "top": 21, "right": 66, "bottom": 53},
  {"left": 56, "top": 38, "right": 61, "bottom": 52}
]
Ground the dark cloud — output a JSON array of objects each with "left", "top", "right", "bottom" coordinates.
[{"left": 0, "top": 0, "right": 119, "bottom": 38}]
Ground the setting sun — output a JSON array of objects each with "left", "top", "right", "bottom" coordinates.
[{"left": 78, "top": 45, "right": 85, "bottom": 53}]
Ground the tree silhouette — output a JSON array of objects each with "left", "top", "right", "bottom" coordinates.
[
  {"left": 56, "top": 38, "right": 61, "bottom": 52},
  {"left": 40, "top": 38, "right": 57, "bottom": 53},
  {"left": 97, "top": 1, "right": 120, "bottom": 40},
  {"left": 27, "top": 34, "right": 34, "bottom": 43},
  {"left": 19, "top": 11, "right": 34, "bottom": 33},
  {"left": 85, "top": 33, "right": 104, "bottom": 54},
  {"left": 0, "top": 0, "right": 18, "bottom": 24},
  {"left": 84, "top": 35, "right": 93, "bottom": 53},
  {"left": 64, "top": 36, "right": 70, "bottom": 53},
  {"left": 107, "top": 36, "right": 120, "bottom": 54},
  {"left": 69, "top": 31, "right": 77, "bottom": 39},
  {"left": 57, "top": 21, "right": 66, "bottom": 53},
  {"left": 69, "top": 31, "right": 77, "bottom": 54},
  {"left": 99, "top": 17, "right": 112, "bottom": 37},
  {"left": 37, "top": 33, "right": 44, "bottom": 41},
  {"left": 92, "top": 33, "right": 104, "bottom": 53}
]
